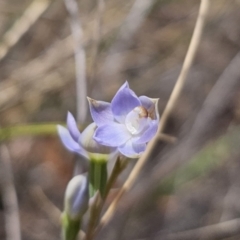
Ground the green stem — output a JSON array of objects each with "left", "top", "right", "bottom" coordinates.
[
  {"left": 0, "top": 123, "right": 86, "bottom": 141},
  {"left": 62, "top": 213, "right": 81, "bottom": 240},
  {"left": 89, "top": 159, "right": 107, "bottom": 197},
  {"left": 0, "top": 124, "right": 59, "bottom": 141},
  {"left": 85, "top": 156, "right": 128, "bottom": 240}
]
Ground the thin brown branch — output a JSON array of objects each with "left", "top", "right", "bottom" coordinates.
[
  {"left": 0, "top": 0, "right": 51, "bottom": 61},
  {"left": 64, "top": 0, "right": 87, "bottom": 123},
  {"left": 102, "top": 0, "right": 156, "bottom": 78},
  {"left": 85, "top": 192, "right": 102, "bottom": 240},
  {"left": 89, "top": 0, "right": 105, "bottom": 88},
  {"left": 104, "top": 157, "right": 128, "bottom": 200},
  {"left": 0, "top": 4, "right": 127, "bottom": 112},
  {"left": 158, "top": 133, "right": 177, "bottom": 144},
  {"left": 98, "top": 0, "right": 209, "bottom": 230},
  {"left": 30, "top": 186, "right": 61, "bottom": 226},
  {"left": 158, "top": 0, "right": 209, "bottom": 132},
  {"left": 30, "top": 186, "right": 86, "bottom": 239},
  {"left": 0, "top": 36, "right": 74, "bottom": 112},
  {"left": 159, "top": 218, "right": 240, "bottom": 240}
]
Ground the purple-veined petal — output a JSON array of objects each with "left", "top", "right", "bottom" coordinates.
[
  {"left": 67, "top": 112, "right": 81, "bottom": 141},
  {"left": 139, "top": 96, "right": 160, "bottom": 121},
  {"left": 134, "top": 120, "right": 158, "bottom": 144},
  {"left": 87, "top": 97, "right": 114, "bottom": 126},
  {"left": 111, "top": 82, "right": 141, "bottom": 123},
  {"left": 118, "top": 140, "right": 140, "bottom": 158},
  {"left": 57, "top": 125, "right": 88, "bottom": 159},
  {"left": 94, "top": 123, "right": 131, "bottom": 147}
]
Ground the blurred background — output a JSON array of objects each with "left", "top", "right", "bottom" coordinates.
[{"left": 0, "top": 0, "right": 240, "bottom": 239}]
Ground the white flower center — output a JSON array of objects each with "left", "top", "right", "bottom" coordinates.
[{"left": 125, "top": 106, "right": 148, "bottom": 135}]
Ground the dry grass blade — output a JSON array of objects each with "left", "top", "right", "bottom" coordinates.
[
  {"left": 0, "top": 0, "right": 51, "bottom": 61},
  {"left": 0, "top": 145, "right": 21, "bottom": 240},
  {"left": 159, "top": 218, "right": 240, "bottom": 240},
  {"left": 102, "top": 0, "right": 156, "bottom": 77},
  {"left": 89, "top": 0, "right": 105, "bottom": 88},
  {"left": 0, "top": 2, "right": 124, "bottom": 112},
  {"left": 64, "top": 0, "right": 87, "bottom": 123}
]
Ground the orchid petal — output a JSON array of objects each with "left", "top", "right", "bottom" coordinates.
[
  {"left": 87, "top": 98, "right": 114, "bottom": 126},
  {"left": 67, "top": 112, "right": 81, "bottom": 141},
  {"left": 139, "top": 96, "right": 154, "bottom": 109},
  {"left": 94, "top": 123, "right": 131, "bottom": 147},
  {"left": 139, "top": 96, "right": 159, "bottom": 120},
  {"left": 135, "top": 120, "right": 158, "bottom": 144},
  {"left": 133, "top": 142, "right": 146, "bottom": 154},
  {"left": 57, "top": 125, "right": 88, "bottom": 159},
  {"left": 152, "top": 98, "right": 160, "bottom": 121},
  {"left": 80, "top": 122, "right": 115, "bottom": 154},
  {"left": 118, "top": 140, "right": 140, "bottom": 158},
  {"left": 111, "top": 82, "right": 141, "bottom": 123}
]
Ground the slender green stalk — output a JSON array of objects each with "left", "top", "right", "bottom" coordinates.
[
  {"left": 0, "top": 124, "right": 59, "bottom": 141},
  {"left": 85, "top": 156, "right": 128, "bottom": 240},
  {"left": 62, "top": 213, "right": 81, "bottom": 240},
  {"left": 0, "top": 123, "right": 86, "bottom": 141},
  {"left": 89, "top": 159, "right": 107, "bottom": 197}
]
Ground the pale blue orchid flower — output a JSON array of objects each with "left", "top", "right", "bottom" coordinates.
[{"left": 88, "top": 81, "right": 159, "bottom": 158}]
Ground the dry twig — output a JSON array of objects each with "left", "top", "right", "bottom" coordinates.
[
  {"left": 30, "top": 186, "right": 61, "bottom": 226},
  {"left": 0, "top": 0, "right": 51, "bottom": 61},
  {"left": 102, "top": 0, "right": 156, "bottom": 78},
  {"left": 64, "top": 0, "right": 87, "bottom": 123},
  {"left": 158, "top": 218, "right": 240, "bottom": 240},
  {"left": 89, "top": 0, "right": 105, "bottom": 88},
  {"left": 30, "top": 186, "right": 86, "bottom": 239},
  {"left": 0, "top": 145, "right": 21, "bottom": 240},
  {"left": 0, "top": 3, "right": 125, "bottom": 112}
]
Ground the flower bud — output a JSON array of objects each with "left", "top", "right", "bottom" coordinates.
[{"left": 64, "top": 175, "right": 89, "bottom": 220}]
